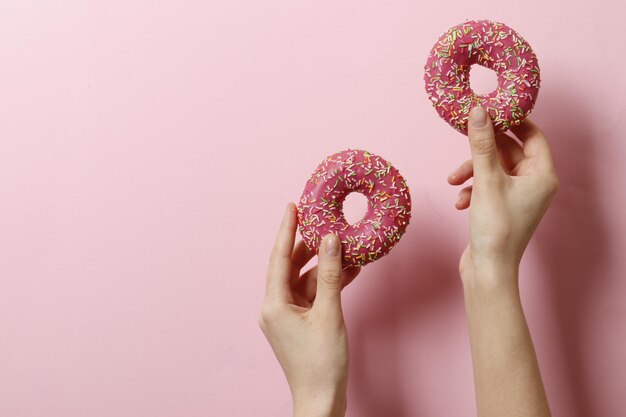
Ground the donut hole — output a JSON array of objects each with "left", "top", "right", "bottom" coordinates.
[
  {"left": 469, "top": 65, "right": 498, "bottom": 96},
  {"left": 343, "top": 192, "right": 369, "bottom": 225}
]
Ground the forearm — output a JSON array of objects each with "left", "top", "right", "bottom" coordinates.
[{"left": 462, "top": 266, "right": 550, "bottom": 417}]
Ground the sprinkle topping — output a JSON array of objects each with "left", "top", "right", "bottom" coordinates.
[
  {"left": 297, "top": 149, "right": 411, "bottom": 268},
  {"left": 424, "top": 20, "right": 540, "bottom": 134}
]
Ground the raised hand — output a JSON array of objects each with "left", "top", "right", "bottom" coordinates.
[
  {"left": 448, "top": 106, "right": 559, "bottom": 280},
  {"left": 449, "top": 107, "right": 555, "bottom": 417},
  {"left": 259, "top": 203, "right": 360, "bottom": 417}
]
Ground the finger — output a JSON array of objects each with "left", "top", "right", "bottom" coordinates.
[
  {"left": 292, "top": 240, "right": 315, "bottom": 269},
  {"left": 290, "top": 240, "right": 315, "bottom": 288},
  {"left": 341, "top": 266, "right": 360, "bottom": 288},
  {"left": 448, "top": 133, "right": 524, "bottom": 185},
  {"left": 455, "top": 185, "right": 472, "bottom": 210},
  {"left": 448, "top": 159, "right": 473, "bottom": 185},
  {"left": 467, "top": 106, "right": 504, "bottom": 180},
  {"left": 449, "top": 135, "right": 522, "bottom": 186},
  {"left": 296, "top": 266, "right": 361, "bottom": 302},
  {"left": 496, "top": 133, "right": 525, "bottom": 172},
  {"left": 509, "top": 119, "right": 555, "bottom": 170},
  {"left": 312, "top": 234, "right": 344, "bottom": 316},
  {"left": 266, "top": 203, "right": 297, "bottom": 301}
]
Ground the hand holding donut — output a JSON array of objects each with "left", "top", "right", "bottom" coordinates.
[
  {"left": 448, "top": 106, "right": 559, "bottom": 282},
  {"left": 259, "top": 203, "right": 360, "bottom": 417},
  {"left": 260, "top": 20, "right": 554, "bottom": 417}
]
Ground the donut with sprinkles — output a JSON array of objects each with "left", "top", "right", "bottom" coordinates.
[
  {"left": 424, "top": 20, "right": 540, "bottom": 134},
  {"left": 297, "top": 149, "right": 411, "bottom": 268}
]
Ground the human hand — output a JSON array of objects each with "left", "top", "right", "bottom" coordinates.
[
  {"left": 447, "top": 107, "right": 559, "bottom": 283},
  {"left": 259, "top": 203, "right": 360, "bottom": 417}
]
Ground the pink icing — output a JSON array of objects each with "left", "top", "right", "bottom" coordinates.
[
  {"left": 424, "top": 20, "right": 540, "bottom": 134},
  {"left": 297, "top": 149, "right": 411, "bottom": 268}
]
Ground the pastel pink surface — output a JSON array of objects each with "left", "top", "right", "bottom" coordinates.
[
  {"left": 297, "top": 149, "right": 411, "bottom": 268},
  {"left": 1, "top": 1, "right": 625, "bottom": 417}
]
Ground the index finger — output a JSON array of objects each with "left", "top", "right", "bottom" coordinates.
[
  {"left": 510, "top": 119, "right": 555, "bottom": 170},
  {"left": 265, "top": 203, "right": 298, "bottom": 302}
]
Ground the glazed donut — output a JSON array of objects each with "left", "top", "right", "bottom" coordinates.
[
  {"left": 424, "top": 20, "right": 540, "bottom": 134},
  {"left": 297, "top": 149, "right": 411, "bottom": 268}
]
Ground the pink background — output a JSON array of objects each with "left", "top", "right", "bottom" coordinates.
[{"left": 1, "top": 1, "right": 625, "bottom": 416}]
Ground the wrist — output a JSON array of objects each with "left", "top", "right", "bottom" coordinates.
[
  {"left": 460, "top": 248, "right": 519, "bottom": 285},
  {"left": 461, "top": 261, "right": 520, "bottom": 296},
  {"left": 293, "top": 389, "right": 347, "bottom": 417}
]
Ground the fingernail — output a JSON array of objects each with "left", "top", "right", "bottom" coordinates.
[
  {"left": 286, "top": 202, "right": 296, "bottom": 213},
  {"left": 469, "top": 106, "right": 488, "bottom": 128},
  {"left": 326, "top": 235, "right": 339, "bottom": 256},
  {"left": 457, "top": 194, "right": 463, "bottom": 204}
]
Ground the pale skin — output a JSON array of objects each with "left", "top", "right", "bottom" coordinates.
[{"left": 260, "top": 106, "right": 558, "bottom": 417}]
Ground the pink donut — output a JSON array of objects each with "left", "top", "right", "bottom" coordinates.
[
  {"left": 424, "top": 20, "right": 540, "bottom": 134},
  {"left": 297, "top": 149, "right": 411, "bottom": 268}
]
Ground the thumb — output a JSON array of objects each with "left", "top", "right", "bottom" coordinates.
[
  {"left": 313, "top": 234, "right": 344, "bottom": 316},
  {"left": 467, "top": 106, "right": 502, "bottom": 180}
]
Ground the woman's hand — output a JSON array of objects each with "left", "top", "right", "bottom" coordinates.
[
  {"left": 448, "top": 107, "right": 559, "bottom": 282},
  {"left": 259, "top": 203, "right": 360, "bottom": 417},
  {"left": 449, "top": 107, "right": 555, "bottom": 417}
]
